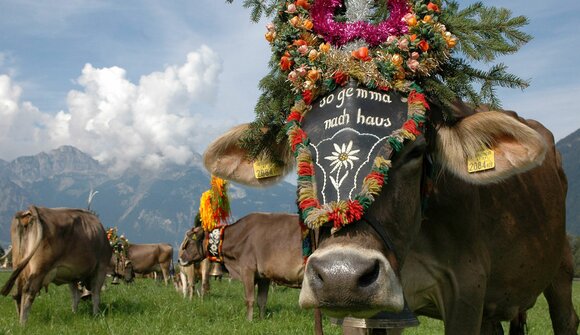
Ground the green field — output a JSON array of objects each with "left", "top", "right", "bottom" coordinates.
[{"left": 0, "top": 273, "right": 578, "bottom": 335}]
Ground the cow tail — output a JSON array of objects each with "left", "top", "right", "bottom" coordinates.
[{"left": 1, "top": 213, "right": 44, "bottom": 296}]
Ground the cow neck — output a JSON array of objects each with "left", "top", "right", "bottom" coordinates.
[{"left": 204, "top": 225, "right": 227, "bottom": 263}]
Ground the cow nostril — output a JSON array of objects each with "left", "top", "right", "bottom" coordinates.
[{"left": 358, "top": 259, "right": 380, "bottom": 288}]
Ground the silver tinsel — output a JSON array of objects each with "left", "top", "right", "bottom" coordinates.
[{"left": 342, "top": 0, "right": 373, "bottom": 52}]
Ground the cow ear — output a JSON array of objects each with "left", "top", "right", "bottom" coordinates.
[
  {"left": 435, "top": 111, "right": 547, "bottom": 184},
  {"left": 203, "top": 124, "right": 294, "bottom": 187}
]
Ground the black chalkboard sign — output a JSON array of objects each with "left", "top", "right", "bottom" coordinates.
[{"left": 302, "top": 81, "right": 407, "bottom": 204}]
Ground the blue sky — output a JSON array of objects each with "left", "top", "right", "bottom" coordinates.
[{"left": 0, "top": 0, "right": 578, "bottom": 172}]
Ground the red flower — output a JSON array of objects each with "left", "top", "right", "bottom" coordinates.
[
  {"left": 333, "top": 71, "right": 348, "bottom": 86},
  {"left": 403, "top": 120, "right": 421, "bottom": 136},
  {"left": 302, "top": 90, "right": 313, "bottom": 105},
  {"left": 280, "top": 56, "right": 293, "bottom": 71},
  {"left": 418, "top": 40, "right": 430, "bottom": 52},
  {"left": 427, "top": 2, "right": 440, "bottom": 12},
  {"left": 286, "top": 110, "right": 303, "bottom": 123}
]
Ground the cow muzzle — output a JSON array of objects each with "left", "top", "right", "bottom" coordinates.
[{"left": 299, "top": 245, "right": 404, "bottom": 318}]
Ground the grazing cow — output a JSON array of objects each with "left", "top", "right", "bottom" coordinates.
[
  {"left": 178, "top": 212, "right": 304, "bottom": 320},
  {"left": 125, "top": 243, "right": 174, "bottom": 285},
  {"left": 203, "top": 107, "right": 578, "bottom": 334},
  {"left": 0, "top": 206, "right": 112, "bottom": 324},
  {"left": 108, "top": 252, "right": 135, "bottom": 284},
  {"left": 178, "top": 259, "right": 210, "bottom": 299}
]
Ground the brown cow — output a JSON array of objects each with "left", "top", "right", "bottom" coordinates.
[
  {"left": 203, "top": 108, "right": 579, "bottom": 334},
  {"left": 178, "top": 212, "right": 304, "bottom": 320},
  {"left": 125, "top": 243, "right": 174, "bottom": 285},
  {"left": 0, "top": 206, "right": 112, "bottom": 324},
  {"left": 178, "top": 259, "right": 210, "bottom": 299}
]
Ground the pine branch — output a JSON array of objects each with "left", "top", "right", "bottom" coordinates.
[{"left": 443, "top": 1, "right": 532, "bottom": 62}]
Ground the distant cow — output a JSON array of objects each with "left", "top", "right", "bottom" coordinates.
[
  {"left": 0, "top": 245, "right": 12, "bottom": 268},
  {"left": 125, "top": 243, "right": 174, "bottom": 285},
  {"left": 178, "top": 212, "right": 304, "bottom": 320},
  {"left": 0, "top": 206, "right": 112, "bottom": 324},
  {"left": 178, "top": 259, "right": 210, "bottom": 299}
]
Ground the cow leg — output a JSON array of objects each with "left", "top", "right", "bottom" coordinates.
[
  {"left": 508, "top": 312, "right": 526, "bottom": 335},
  {"left": 89, "top": 268, "right": 108, "bottom": 316},
  {"left": 256, "top": 278, "right": 270, "bottom": 319},
  {"left": 179, "top": 272, "right": 188, "bottom": 299},
  {"left": 241, "top": 268, "right": 256, "bottom": 321},
  {"left": 200, "top": 259, "right": 210, "bottom": 299},
  {"left": 69, "top": 283, "right": 81, "bottom": 313},
  {"left": 19, "top": 274, "right": 44, "bottom": 324},
  {"left": 542, "top": 242, "right": 579, "bottom": 335},
  {"left": 480, "top": 320, "right": 504, "bottom": 335},
  {"left": 160, "top": 262, "right": 170, "bottom": 285}
]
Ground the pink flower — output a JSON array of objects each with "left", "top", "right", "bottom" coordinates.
[
  {"left": 407, "top": 59, "right": 419, "bottom": 71},
  {"left": 288, "top": 71, "right": 298, "bottom": 82},
  {"left": 266, "top": 22, "right": 275, "bottom": 31},
  {"left": 298, "top": 45, "right": 309, "bottom": 55},
  {"left": 411, "top": 52, "right": 420, "bottom": 60},
  {"left": 296, "top": 66, "right": 308, "bottom": 77},
  {"left": 397, "top": 38, "right": 409, "bottom": 51},
  {"left": 287, "top": 3, "right": 297, "bottom": 13}
]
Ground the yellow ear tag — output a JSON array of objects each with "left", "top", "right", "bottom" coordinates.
[
  {"left": 467, "top": 148, "right": 495, "bottom": 173},
  {"left": 253, "top": 160, "right": 282, "bottom": 179}
]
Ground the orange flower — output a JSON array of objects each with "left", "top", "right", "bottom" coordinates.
[
  {"left": 307, "top": 69, "right": 321, "bottom": 81},
  {"left": 302, "top": 19, "right": 313, "bottom": 30},
  {"left": 289, "top": 16, "right": 300, "bottom": 27},
  {"left": 391, "top": 54, "right": 403, "bottom": 66},
  {"left": 319, "top": 42, "right": 331, "bottom": 53},
  {"left": 293, "top": 39, "right": 307, "bottom": 47},
  {"left": 265, "top": 31, "right": 276, "bottom": 42},
  {"left": 423, "top": 15, "right": 432, "bottom": 23},
  {"left": 351, "top": 46, "right": 371, "bottom": 61},
  {"left": 418, "top": 40, "right": 430, "bottom": 52},
  {"left": 427, "top": 2, "right": 440, "bottom": 12},
  {"left": 404, "top": 13, "right": 417, "bottom": 26},
  {"left": 295, "top": 0, "right": 310, "bottom": 10},
  {"left": 446, "top": 37, "right": 458, "bottom": 48},
  {"left": 409, "top": 34, "right": 417, "bottom": 42}
]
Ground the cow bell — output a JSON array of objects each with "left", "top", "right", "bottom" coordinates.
[{"left": 209, "top": 262, "right": 224, "bottom": 278}]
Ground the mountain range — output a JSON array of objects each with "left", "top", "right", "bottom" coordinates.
[
  {"left": 0, "top": 145, "right": 297, "bottom": 249},
  {"left": 0, "top": 127, "right": 578, "bottom": 251},
  {"left": 557, "top": 128, "right": 580, "bottom": 235}
]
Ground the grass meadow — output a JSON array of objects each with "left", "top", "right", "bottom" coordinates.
[{"left": 0, "top": 272, "right": 578, "bottom": 335}]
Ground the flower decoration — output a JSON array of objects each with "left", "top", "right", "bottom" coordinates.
[{"left": 262, "top": 0, "right": 453, "bottom": 230}]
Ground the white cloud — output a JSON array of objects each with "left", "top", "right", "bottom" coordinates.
[{"left": 0, "top": 46, "right": 224, "bottom": 172}]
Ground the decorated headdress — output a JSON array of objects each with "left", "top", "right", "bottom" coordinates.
[
  {"left": 199, "top": 176, "right": 231, "bottom": 231},
  {"left": 230, "top": 0, "right": 530, "bottom": 231}
]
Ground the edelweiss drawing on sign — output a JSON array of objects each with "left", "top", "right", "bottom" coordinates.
[
  {"left": 310, "top": 128, "right": 387, "bottom": 203},
  {"left": 324, "top": 141, "right": 360, "bottom": 192}
]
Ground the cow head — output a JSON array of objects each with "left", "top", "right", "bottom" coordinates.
[
  {"left": 110, "top": 254, "right": 135, "bottom": 284},
  {"left": 178, "top": 227, "right": 205, "bottom": 266},
  {"left": 203, "top": 105, "right": 547, "bottom": 318}
]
